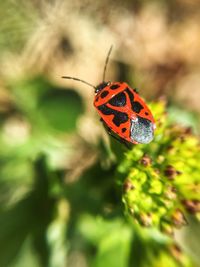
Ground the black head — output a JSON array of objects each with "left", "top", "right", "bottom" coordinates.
[{"left": 95, "top": 81, "right": 110, "bottom": 94}]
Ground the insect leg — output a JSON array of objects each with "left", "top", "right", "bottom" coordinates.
[{"left": 100, "top": 120, "right": 131, "bottom": 149}]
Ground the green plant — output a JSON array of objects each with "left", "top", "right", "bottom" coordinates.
[{"left": 118, "top": 101, "right": 200, "bottom": 233}]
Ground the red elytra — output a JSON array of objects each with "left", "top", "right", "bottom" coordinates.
[
  {"left": 62, "top": 46, "right": 155, "bottom": 145},
  {"left": 94, "top": 81, "right": 155, "bottom": 144}
]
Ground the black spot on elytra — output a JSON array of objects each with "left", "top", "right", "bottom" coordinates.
[
  {"left": 125, "top": 88, "right": 134, "bottom": 102},
  {"left": 125, "top": 88, "right": 144, "bottom": 114},
  {"left": 98, "top": 104, "right": 128, "bottom": 127},
  {"left": 108, "top": 92, "right": 126, "bottom": 107},
  {"left": 98, "top": 104, "right": 113, "bottom": 115},
  {"left": 132, "top": 101, "right": 144, "bottom": 113},
  {"left": 101, "top": 90, "right": 109, "bottom": 98},
  {"left": 110, "top": 84, "right": 120, "bottom": 89},
  {"left": 122, "top": 128, "right": 126, "bottom": 133},
  {"left": 145, "top": 112, "right": 149, "bottom": 116},
  {"left": 113, "top": 113, "right": 128, "bottom": 127}
]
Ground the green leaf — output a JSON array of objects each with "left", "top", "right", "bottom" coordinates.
[
  {"left": 10, "top": 238, "right": 40, "bottom": 267},
  {"left": 38, "top": 89, "right": 84, "bottom": 132},
  {"left": 78, "top": 215, "right": 132, "bottom": 267},
  {"left": 0, "top": 195, "right": 35, "bottom": 267}
]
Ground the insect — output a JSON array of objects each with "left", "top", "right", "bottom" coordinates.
[{"left": 62, "top": 46, "right": 155, "bottom": 146}]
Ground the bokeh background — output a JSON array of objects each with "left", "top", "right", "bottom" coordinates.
[{"left": 0, "top": 0, "right": 200, "bottom": 267}]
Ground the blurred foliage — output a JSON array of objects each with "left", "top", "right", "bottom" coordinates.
[{"left": 0, "top": 0, "right": 200, "bottom": 267}]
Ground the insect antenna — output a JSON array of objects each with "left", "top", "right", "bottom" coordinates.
[
  {"left": 102, "top": 45, "right": 113, "bottom": 82},
  {"left": 62, "top": 76, "right": 96, "bottom": 89}
]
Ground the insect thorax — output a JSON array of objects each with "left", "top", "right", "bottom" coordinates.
[{"left": 95, "top": 81, "right": 110, "bottom": 94}]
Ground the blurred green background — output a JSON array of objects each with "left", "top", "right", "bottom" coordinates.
[{"left": 0, "top": 0, "right": 200, "bottom": 266}]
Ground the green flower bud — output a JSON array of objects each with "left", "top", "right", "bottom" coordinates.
[{"left": 118, "top": 101, "right": 200, "bottom": 232}]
